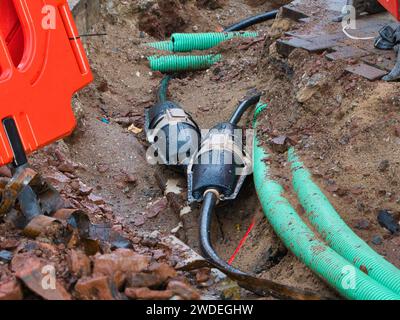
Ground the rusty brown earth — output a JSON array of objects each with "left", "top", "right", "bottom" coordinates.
[{"left": 1, "top": 0, "right": 400, "bottom": 300}]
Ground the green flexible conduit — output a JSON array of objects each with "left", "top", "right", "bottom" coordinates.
[
  {"left": 146, "top": 32, "right": 258, "bottom": 52},
  {"left": 171, "top": 32, "right": 258, "bottom": 52},
  {"left": 147, "top": 41, "right": 174, "bottom": 51},
  {"left": 253, "top": 103, "right": 400, "bottom": 300},
  {"left": 288, "top": 148, "right": 400, "bottom": 295},
  {"left": 148, "top": 54, "right": 222, "bottom": 72}
]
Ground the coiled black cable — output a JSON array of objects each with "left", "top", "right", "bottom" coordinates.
[{"left": 224, "top": 10, "right": 279, "bottom": 32}]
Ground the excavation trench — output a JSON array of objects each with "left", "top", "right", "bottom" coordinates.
[{"left": 62, "top": 0, "right": 400, "bottom": 299}]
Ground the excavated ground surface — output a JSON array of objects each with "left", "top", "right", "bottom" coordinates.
[
  {"left": 2, "top": 0, "right": 400, "bottom": 300},
  {"left": 65, "top": 0, "right": 333, "bottom": 296}
]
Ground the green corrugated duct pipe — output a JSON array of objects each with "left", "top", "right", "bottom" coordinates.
[
  {"left": 171, "top": 32, "right": 258, "bottom": 52},
  {"left": 288, "top": 148, "right": 400, "bottom": 295},
  {"left": 146, "top": 41, "right": 174, "bottom": 51},
  {"left": 146, "top": 32, "right": 258, "bottom": 52},
  {"left": 253, "top": 103, "right": 400, "bottom": 300},
  {"left": 148, "top": 54, "right": 222, "bottom": 72}
]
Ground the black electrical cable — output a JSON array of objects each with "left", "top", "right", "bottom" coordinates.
[
  {"left": 200, "top": 192, "right": 247, "bottom": 275},
  {"left": 200, "top": 91, "right": 263, "bottom": 274},
  {"left": 224, "top": 10, "right": 279, "bottom": 32},
  {"left": 157, "top": 75, "right": 171, "bottom": 103},
  {"left": 229, "top": 92, "right": 262, "bottom": 125},
  {"left": 199, "top": 191, "right": 329, "bottom": 300}
]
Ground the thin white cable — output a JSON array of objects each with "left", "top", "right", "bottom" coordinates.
[{"left": 342, "top": 25, "right": 375, "bottom": 40}]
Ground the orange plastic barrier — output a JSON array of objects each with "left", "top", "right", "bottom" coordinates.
[
  {"left": 378, "top": 0, "right": 400, "bottom": 20},
  {"left": 0, "top": 0, "right": 93, "bottom": 166}
]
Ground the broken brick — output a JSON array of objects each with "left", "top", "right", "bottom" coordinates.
[
  {"left": 0, "top": 166, "right": 12, "bottom": 178},
  {"left": 93, "top": 249, "right": 151, "bottom": 288},
  {"left": 345, "top": 63, "right": 387, "bottom": 81},
  {"left": 43, "top": 171, "right": 71, "bottom": 186},
  {"left": 0, "top": 278, "right": 23, "bottom": 300},
  {"left": 23, "top": 215, "right": 64, "bottom": 239},
  {"left": 270, "top": 135, "right": 291, "bottom": 153},
  {"left": 281, "top": 4, "right": 308, "bottom": 21},
  {"left": 11, "top": 254, "right": 71, "bottom": 300},
  {"left": 77, "top": 182, "right": 93, "bottom": 196},
  {"left": 196, "top": 268, "right": 211, "bottom": 284},
  {"left": 53, "top": 208, "right": 82, "bottom": 221},
  {"left": 146, "top": 198, "right": 168, "bottom": 219},
  {"left": 127, "top": 272, "right": 165, "bottom": 289},
  {"left": 149, "top": 262, "right": 177, "bottom": 282},
  {"left": 75, "top": 275, "right": 121, "bottom": 300},
  {"left": 167, "top": 280, "right": 201, "bottom": 300},
  {"left": 57, "top": 161, "right": 76, "bottom": 174},
  {"left": 152, "top": 249, "right": 166, "bottom": 260},
  {"left": 125, "top": 287, "right": 173, "bottom": 300},
  {"left": 276, "top": 38, "right": 313, "bottom": 57},
  {"left": 87, "top": 194, "right": 105, "bottom": 205},
  {"left": 0, "top": 239, "right": 19, "bottom": 250},
  {"left": 133, "top": 215, "right": 146, "bottom": 227},
  {"left": 361, "top": 53, "right": 395, "bottom": 72},
  {"left": 277, "top": 36, "right": 335, "bottom": 58},
  {"left": 325, "top": 46, "right": 369, "bottom": 61},
  {"left": 68, "top": 250, "right": 91, "bottom": 277}
]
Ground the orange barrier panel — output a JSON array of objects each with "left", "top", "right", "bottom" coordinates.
[
  {"left": 0, "top": 0, "right": 93, "bottom": 166},
  {"left": 378, "top": 0, "right": 400, "bottom": 20}
]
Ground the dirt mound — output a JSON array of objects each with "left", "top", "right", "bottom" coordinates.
[
  {"left": 138, "top": 0, "right": 189, "bottom": 38},
  {"left": 4, "top": 0, "right": 400, "bottom": 301},
  {"left": 256, "top": 31, "right": 400, "bottom": 268},
  {"left": 66, "top": 0, "right": 334, "bottom": 297}
]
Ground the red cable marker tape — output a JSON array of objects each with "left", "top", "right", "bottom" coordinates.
[{"left": 228, "top": 217, "right": 256, "bottom": 265}]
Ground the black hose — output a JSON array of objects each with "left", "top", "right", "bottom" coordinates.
[
  {"left": 224, "top": 10, "right": 279, "bottom": 32},
  {"left": 229, "top": 92, "right": 262, "bottom": 125},
  {"left": 200, "top": 192, "right": 247, "bottom": 275},
  {"left": 199, "top": 191, "right": 329, "bottom": 300},
  {"left": 157, "top": 75, "right": 171, "bottom": 103}
]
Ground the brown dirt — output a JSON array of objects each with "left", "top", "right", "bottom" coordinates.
[
  {"left": 3, "top": 0, "right": 400, "bottom": 300},
  {"left": 63, "top": 0, "right": 334, "bottom": 297},
  {"left": 258, "top": 53, "right": 400, "bottom": 266}
]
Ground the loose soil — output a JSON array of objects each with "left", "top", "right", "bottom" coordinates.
[{"left": 2, "top": 0, "right": 400, "bottom": 299}]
